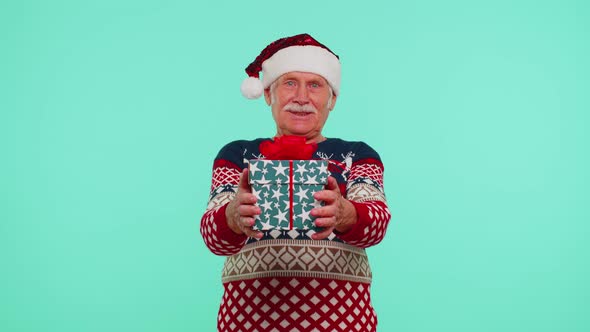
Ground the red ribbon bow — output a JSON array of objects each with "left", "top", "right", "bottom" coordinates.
[{"left": 259, "top": 135, "right": 318, "bottom": 160}]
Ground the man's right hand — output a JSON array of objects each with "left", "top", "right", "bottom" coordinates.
[{"left": 226, "top": 168, "right": 263, "bottom": 239}]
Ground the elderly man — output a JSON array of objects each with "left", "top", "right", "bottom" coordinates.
[{"left": 201, "top": 34, "right": 391, "bottom": 332}]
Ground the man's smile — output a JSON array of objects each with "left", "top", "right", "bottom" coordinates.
[{"left": 287, "top": 111, "right": 314, "bottom": 117}]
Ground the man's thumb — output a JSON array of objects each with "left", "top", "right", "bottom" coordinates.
[
  {"left": 238, "top": 168, "right": 251, "bottom": 192},
  {"left": 326, "top": 176, "right": 339, "bottom": 191}
]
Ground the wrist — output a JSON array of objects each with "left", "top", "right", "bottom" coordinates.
[
  {"left": 335, "top": 198, "right": 357, "bottom": 233},
  {"left": 225, "top": 200, "right": 244, "bottom": 235}
]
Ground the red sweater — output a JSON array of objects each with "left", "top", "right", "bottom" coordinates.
[{"left": 201, "top": 138, "right": 391, "bottom": 332}]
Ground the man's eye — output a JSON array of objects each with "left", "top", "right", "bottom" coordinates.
[
  {"left": 310, "top": 83, "right": 319, "bottom": 88},
  {"left": 286, "top": 81, "right": 295, "bottom": 86}
]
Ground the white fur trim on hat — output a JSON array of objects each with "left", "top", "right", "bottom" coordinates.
[{"left": 261, "top": 45, "right": 341, "bottom": 95}]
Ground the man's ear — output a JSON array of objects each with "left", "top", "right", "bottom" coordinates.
[
  {"left": 329, "top": 93, "right": 338, "bottom": 111},
  {"left": 264, "top": 88, "right": 272, "bottom": 106}
]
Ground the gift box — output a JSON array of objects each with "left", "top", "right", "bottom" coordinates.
[{"left": 248, "top": 159, "right": 329, "bottom": 231}]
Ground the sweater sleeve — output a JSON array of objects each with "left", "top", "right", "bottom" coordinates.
[
  {"left": 200, "top": 142, "right": 248, "bottom": 256},
  {"left": 336, "top": 143, "right": 391, "bottom": 248}
]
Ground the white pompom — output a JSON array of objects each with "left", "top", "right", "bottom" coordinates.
[{"left": 240, "top": 76, "right": 264, "bottom": 99}]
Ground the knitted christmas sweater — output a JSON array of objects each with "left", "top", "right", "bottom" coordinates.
[{"left": 201, "top": 138, "right": 391, "bottom": 332}]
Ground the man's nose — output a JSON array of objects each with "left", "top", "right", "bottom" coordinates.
[{"left": 293, "top": 85, "right": 310, "bottom": 104}]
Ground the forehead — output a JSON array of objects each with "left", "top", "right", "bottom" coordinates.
[{"left": 277, "top": 71, "right": 328, "bottom": 83}]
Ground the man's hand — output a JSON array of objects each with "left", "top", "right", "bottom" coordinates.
[
  {"left": 310, "top": 176, "right": 357, "bottom": 240},
  {"left": 225, "top": 168, "right": 263, "bottom": 239}
]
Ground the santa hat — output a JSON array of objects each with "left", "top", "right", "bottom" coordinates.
[{"left": 240, "top": 33, "right": 341, "bottom": 99}]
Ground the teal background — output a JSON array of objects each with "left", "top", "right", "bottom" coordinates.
[{"left": 2, "top": 0, "right": 589, "bottom": 331}]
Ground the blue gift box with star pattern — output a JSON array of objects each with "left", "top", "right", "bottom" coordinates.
[{"left": 248, "top": 159, "right": 329, "bottom": 231}]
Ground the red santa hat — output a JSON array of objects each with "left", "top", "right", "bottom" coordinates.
[{"left": 240, "top": 33, "right": 341, "bottom": 99}]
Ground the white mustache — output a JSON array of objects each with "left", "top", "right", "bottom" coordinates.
[{"left": 282, "top": 103, "right": 317, "bottom": 113}]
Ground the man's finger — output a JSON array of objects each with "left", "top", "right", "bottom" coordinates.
[
  {"left": 313, "top": 189, "right": 338, "bottom": 203},
  {"left": 314, "top": 216, "right": 336, "bottom": 228},
  {"left": 242, "top": 227, "right": 263, "bottom": 239},
  {"left": 238, "top": 204, "right": 261, "bottom": 217},
  {"left": 238, "top": 168, "right": 252, "bottom": 193},
  {"left": 312, "top": 204, "right": 337, "bottom": 218},
  {"left": 325, "top": 176, "right": 339, "bottom": 191},
  {"left": 237, "top": 192, "right": 258, "bottom": 205}
]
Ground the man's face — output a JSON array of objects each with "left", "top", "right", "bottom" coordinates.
[{"left": 264, "top": 71, "right": 337, "bottom": 143}]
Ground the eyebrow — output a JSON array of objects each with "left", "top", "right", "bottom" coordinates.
[
  {"left": 283, "top": 76, "right": 328, "bottom": 85},
  {"left": 281, "top": 76, "right": 326, "bottom": 85},
  {"left": 281, "top": 75, "right": 298, "bottom": 82}
]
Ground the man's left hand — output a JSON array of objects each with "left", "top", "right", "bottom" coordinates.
[{"left": 310, "top": 176, "right": 357, "bottom": 240}]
